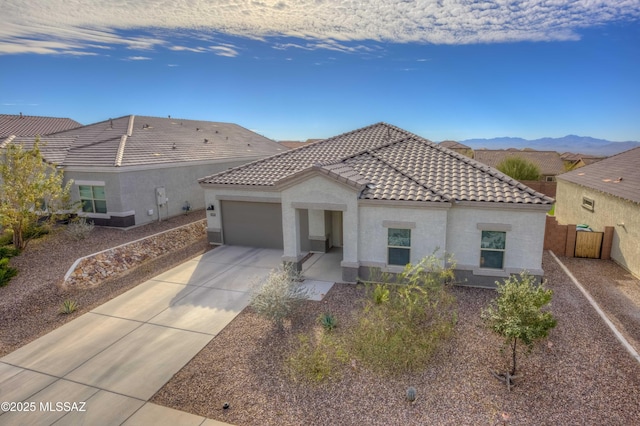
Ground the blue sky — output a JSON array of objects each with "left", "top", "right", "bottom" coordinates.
[{"left": 1, "top": 1, "right": 639, "bottom": 142}]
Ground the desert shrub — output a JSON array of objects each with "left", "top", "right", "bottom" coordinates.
[
  {"left": 318, "top": 312, "right": 338, "bottom": 332},
  {"left": 0, "top": 257, "right": 18, "bottom": 287},
  {"left": 288, "top": 333, "right": 349, "bottom": 383},
  {"left": 66, "top": 217, "right": 95, "bottom": 240},
  {"left": 0, "top": 246, "right": 20, "bottom": 258},
  {"left": 60, "top": 299, "right": 79, "bottom": 314},
  {"left": 250, "top": 267, "right": 309, "bottom": 329},
  {"left": 0, "top": 230, "right": 13, "bottom": 246},
  {"left": 350, "top": 253, "right": 458, "bottom": 374},
  {"left": 23, "top": 223, "right": 50, "bottom": 240}
]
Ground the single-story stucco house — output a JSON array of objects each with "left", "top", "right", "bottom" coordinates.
[
  {"left": 1, "top": 115, "right": 287, "bottom": 227},
  {"left": 555, "top": 147, "right": 640, "bottom": 278},
  {"left": 199, "top": 123, "right": 553, "bottom": 287}
]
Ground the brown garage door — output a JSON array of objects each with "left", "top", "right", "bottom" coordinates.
[{"left": 220, "top": 201, "right": 283, "bottom": 249}]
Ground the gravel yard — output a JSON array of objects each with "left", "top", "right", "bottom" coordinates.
[
  {"left": 0, "top": 211, "right": 209, "bottom": 357},
  {"left": 152, "top": 251, "right": 640, "bottom": 425}
]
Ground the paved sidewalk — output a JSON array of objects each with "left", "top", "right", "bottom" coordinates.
[{"left": 0, "top": 246, "right": 282, "bottom": 425}]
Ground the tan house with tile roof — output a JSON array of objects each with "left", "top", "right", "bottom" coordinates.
[
  {"left": 1, "top": 115, "right": 287, "bottom": 227},
  {"left": 555, "top": 147, "right": 640, "bottom": 278},
  {"left": 439, "top": 140, "right": 473, "bottom": 157},
  {"left": 199, "top": 123, "right": 553, "bottom": 287},
  {"left": 474, "top": 149, "right": 567, "bottom": 181}
]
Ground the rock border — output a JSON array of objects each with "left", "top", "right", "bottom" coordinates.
[{"left": 63, "top": 219, "right": 207, "bottom": 289}]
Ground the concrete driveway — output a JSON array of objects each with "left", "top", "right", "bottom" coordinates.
[{"left": 0, "top": 246, "right": 282, "bottom": 425}]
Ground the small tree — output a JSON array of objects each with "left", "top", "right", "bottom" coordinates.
[
  {"left": 496, "top": 156, "right": 541, "bottom": 181},
  {"left": 482, "top": 272, "right": 557, "bottom": 385},
  {"left": 250, "top": 266, "right": 309, "bottom": 330},
  {"left": 0, "top": 139, "right": 73, "bottom": 249}
]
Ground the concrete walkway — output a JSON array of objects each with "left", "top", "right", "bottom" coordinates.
[{"left": 0, "top": 246, "right": 283, "bottom": 425}]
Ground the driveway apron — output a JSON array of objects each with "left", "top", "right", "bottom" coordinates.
[{"left": 0, "top": 246, "right": 281, "bottom": 425}]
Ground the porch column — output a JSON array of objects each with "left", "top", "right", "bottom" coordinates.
[
  {"left": 282, "top": 205, "right": 304, "bottom": 271},
  {"left": 308, "top": 209, "right": 328, "bottom": 252},
  {"left": 341, "top": 207, "right": 359, "bottom": 282}
]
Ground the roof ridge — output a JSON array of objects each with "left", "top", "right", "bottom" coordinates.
[
  {"left": 0, "top": 135, "right": 16, "bottom": 149},
  {"left": 199, "top": 122, "right": 395, "bottom": 183}
]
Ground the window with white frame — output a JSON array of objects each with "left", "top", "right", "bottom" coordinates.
[
  {"left": 79, "top": 185, "right": 107, "bottom": 214},
  {"left": 388, "top": 228, "right": 411, "bottom": 266},
  {"left": 480, "top": 230, "right": 506, "bottom": 269}
]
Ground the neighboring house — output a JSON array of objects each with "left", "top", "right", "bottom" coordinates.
[
  {"left": 199, "top": 123, "right": 553, "bottom": 287},
  {"left": 555, "top": 147, "right": 640, "bottom": 278},
  {"left": 560, "top": 152, "right": 606, "bottom": 169},
  {"left": 439, "top": 140, "right": 473, "bottom": 157},
  {"left": 474, "top": 149, "right": 567, "bottom": 181},
  {"left": 1, "top": 115, "right": 287, "bottom": 227},
  {"left": 0, "top": 113, "right": 81, "bottom": 138},
  {"left": 279, "top": 139, "right": 322, "bottom": 149}
]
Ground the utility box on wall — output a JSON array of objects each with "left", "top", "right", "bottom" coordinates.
[{"left": 156, "top": 187, "right": 167, "bottom": 206}]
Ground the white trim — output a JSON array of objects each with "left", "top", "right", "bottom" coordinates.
[
  {"left": 476, "top": 223, "right": 512, "bottom": 231},
  {"left": 454, "top": 201, "right": 552, "bottom": 211},
  {"left": 75, "top": 180, "right": 106, "bottom": 186},
  {"left": 359, "top": 199, "right": 452, "bottom": 209},
  {"left": 291, "top": 202, "right": 347, "bottom": 211},
  {"left": 383, "top": 220, "right": 416, "bottom": 229}
]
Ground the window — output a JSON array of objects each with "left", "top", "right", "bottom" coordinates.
[
  {"left": 545, "top": 176, "right": 555, "bottom": 182},
  {"left": 388, "top": 228, "right": 411, "bottom": 266},
  {"left": 480, "top": 231, "right": 506, "bottom": 269},
  {"left": 582, "top": 196, "right": 594, "bottom": 212},
  {"left": 79, "top": 185, "right": 107, "bottom": 214}
]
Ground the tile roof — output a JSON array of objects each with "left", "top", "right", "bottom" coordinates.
[
  {"left": 473, "top": 149, "right": 566, "bottom": 176},
  {"left": 279, "top": 140, "right": 316, "bottom": 149},
  {"left": 200, "top": 123, "right": 552, "bottom": 205},
  {"left": 1, "top": 115, "right": 286, "bottom": 167},
  {"left": 0, "top": 114, "right": 81, "bottom": 138},
  {"left": 557, "top": 146, "right": 640, "bottom": 204}
]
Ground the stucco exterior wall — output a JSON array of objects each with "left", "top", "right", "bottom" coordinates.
[
  {"left": 66, "top": 159, "right": 251, "bottom": 227},
  {"left": 358, "top": 204, "right": 449, "bottom": 268},
  {"left": 281, "top": 175, "right": 358, "bottom": 263},
  {"left": 555, "top": 180, "right": 639, "bottom": 277},
  {"left": 446, "top": 204, "right": 547, "bottom": 278}
]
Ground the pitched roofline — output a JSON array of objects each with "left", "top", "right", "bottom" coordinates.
[{"left": 198, "top": 122, "right": 396, "bottom": 183}]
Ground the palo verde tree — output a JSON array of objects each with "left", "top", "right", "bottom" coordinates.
[
  {"left": 482, "top": 272, "right": 557, "bottom": 388},
  {"left": 496, "top": 156, "right": 541, "bottom": 181},
  {"left": 0, "top": 138, "right": 73, "bottom": 250}
]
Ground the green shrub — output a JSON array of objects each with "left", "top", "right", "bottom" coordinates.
[
  {"left": 23, "top": 223, "right": 50, "bottom": 240},
  {"left": 318, "top": 312, "right": 338, "bottom": 332},
  {"left": 288, "top": 334, "right": 348, "bottom": 383},
  {"left": 60, "top": 299, "right": 78, "bottom": 314},
  {"left": 0, "top": 246, "right": 20, "bottom": 258},
  {"left": 0, "top": 258, "right": 18, "bottom": 287},
  {"left": 0, "top": 230, "right": 13, "bottom": 246},
  {"left": 250, "top": 267, "right": 309, "bottom": 329},
  {"left": 350, "top": 253, "right": 458, "bottom": 374}
]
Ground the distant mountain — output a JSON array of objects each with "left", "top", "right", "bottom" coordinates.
[{"left": 460, "top": 135, "right": 640, "bottom": 156}]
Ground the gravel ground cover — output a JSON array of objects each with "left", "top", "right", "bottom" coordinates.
[
  {"left": 557, "top": 255, "right": 640, "bottom": 355},
  {"left": 0, "top": 211, "right": 209, "bottom": 357},
  {"left": 153, "top": 251, "right": 640, "bottom": 425}
]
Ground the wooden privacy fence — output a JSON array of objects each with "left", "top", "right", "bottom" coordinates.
[{"left": 544, "top": 216, "right": 613, "bottom": 259}]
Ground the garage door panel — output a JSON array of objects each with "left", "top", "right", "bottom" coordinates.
[{"left": 221, "top": 201, "right": 283, "bottom": 249}]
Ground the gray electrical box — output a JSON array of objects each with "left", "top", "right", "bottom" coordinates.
[{"left": 156, "top": 187, "right": 167, "bottom": 206}]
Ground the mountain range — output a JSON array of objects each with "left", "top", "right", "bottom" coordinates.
[{"left": 459, "top": 135, "right": 640, "bottom": 156}]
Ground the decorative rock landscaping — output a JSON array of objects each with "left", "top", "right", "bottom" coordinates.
[{"left": 63, "top": 219, "right": 207, "bottom": 289}]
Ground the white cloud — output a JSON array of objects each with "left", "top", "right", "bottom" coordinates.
[
  {"left": 1, "top": 1, "right": 639, "bottom": 55},
  {"left": 126, "top": 56, "right": 151, "bottom": 60}
]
